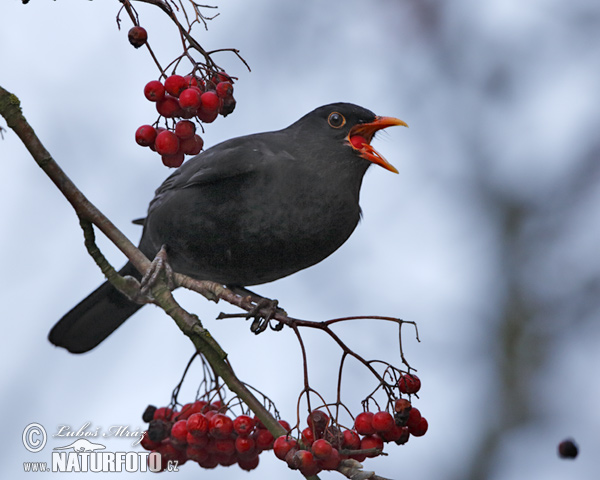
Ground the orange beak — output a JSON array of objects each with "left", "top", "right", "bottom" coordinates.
[{"left": 347, "top": 116, "right": 408, "bottom": 174}]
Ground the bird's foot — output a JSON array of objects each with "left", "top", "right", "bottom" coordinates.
[
  {"left": 221, "top": 286, "right": 287, "bottom": 333},
  {"left": 140, "top": 245, "right": 176, "bottom": 296}
]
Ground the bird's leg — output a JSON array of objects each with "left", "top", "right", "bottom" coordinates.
[
  {"left": 226, "top": 286, "right": 286, "bottom": 333},
  {"left": 140, "top": 245, "right": 176, "bottom": 296}
]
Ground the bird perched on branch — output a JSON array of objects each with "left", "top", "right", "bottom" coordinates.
[{"left": 49, "top": 103, "right": 407, "bottom": 353}]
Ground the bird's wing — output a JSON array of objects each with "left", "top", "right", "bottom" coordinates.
[{"left": 148, "top": 132, "right": 294, "bottom": 211}]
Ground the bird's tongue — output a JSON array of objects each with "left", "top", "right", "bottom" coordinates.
[{"left": 349, "top": 137, "right": 398, "bottom": 173}]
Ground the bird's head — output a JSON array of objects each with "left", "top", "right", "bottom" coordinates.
[{"left": 294, "top": 103, "right": 407, "bottom": 174}]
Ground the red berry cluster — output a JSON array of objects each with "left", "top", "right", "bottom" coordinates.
[
  {"left": 140, "top": 401, "right": 289, "bottom": 472},
  {"left": 273, "top": 374, "right": 427, "bottom": 476},
  {"left": 135, "top": 72, "right": 236, "bottom": 168}
]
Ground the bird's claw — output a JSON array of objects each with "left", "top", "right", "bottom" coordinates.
[
  {"left": 247, "top": 298, "right": 284, "bottom": 334},
  {"left": 140, "top": 245, "right": 176, "bottom": 296}
]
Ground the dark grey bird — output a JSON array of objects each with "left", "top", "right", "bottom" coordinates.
[{"left": 49, "top": 103, "right": 406, "bottom": 353}]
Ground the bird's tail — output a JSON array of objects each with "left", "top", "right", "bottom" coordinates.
[{"left": 48, "top": 263, "right": 143, "bottom": 353}]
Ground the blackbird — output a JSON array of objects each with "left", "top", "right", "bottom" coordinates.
[{"left": 49, "top": 103, "right": 406, "bottom": 353}]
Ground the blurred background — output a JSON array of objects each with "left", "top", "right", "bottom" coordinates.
[{"left": 1, "top": 0, "right": 599, "bottom": 478}]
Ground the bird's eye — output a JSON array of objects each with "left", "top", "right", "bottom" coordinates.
[{"left": 328, "top": 112, "right": 346, "bottom": 128}]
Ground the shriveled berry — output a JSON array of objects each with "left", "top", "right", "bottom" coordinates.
[
  {"left": 372, "top": 411, "right": 395, "bottom": 433},
  {"left": 154, "top": 130, "right": 179, "bottom": 156},
  {"left": 142, "top": 405, "right": 156, "bottom": 423},
  {"left": 128, "top": 26, "right": 147, "bottom": 48},
  {"left": 135, "top": 125, "right": 157, "bottom": 147},
  {"left": 360, "top": 434, "right": 384, "bottom": 457},
  {"left": 147, "top": 419, "right": 169, "bottom": 442},
  {"left": 140, "top": 431, "right": 161, "bottom": 451},
  {"left": 354, "top": 411, "right": 375, "bottom": 435},
  {"left": 273, "top": 435, "right": 297, "bottom": 460},
  {"left": 164, "top": 75, "right": 187, "bottom": 97},
  {"left": 311, "top": 439, "right": 333, "bottom": 460},
  {"left": 394, "top": 398, "right": 412, "bottom": 426},
  {"left": 233, "top": 415, "right": 256, "bottom": 437},
  {"left": 219, "top": 95, "right": 236, "bottom": 117},
  {"left": 144, "top": 80, "right": 165, "bottom": 102},
  {"left": 398, "top": 373, "right": 421, "bottom": 394},
  {"left": 156, "top": 95, "right": 181, "bottom": 118},
  {"left": 307, "top": 410, "right": 330, "bottom": 436},
  {"left": 208, "top": 413, "right": 234, "bottom": 439},
  {"left": 558, "top": 439, "right": 578, "bottom": 459},
  {"left": 216, "top": 81, "right": 233, "bottom": 98}
]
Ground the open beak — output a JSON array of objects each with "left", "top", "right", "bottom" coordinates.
[{"left": 347, "top": 116, "right": 408, "bottom": 174}]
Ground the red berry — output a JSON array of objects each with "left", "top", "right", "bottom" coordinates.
[
  {"left": 380, "top": 424, "right": 405, "bottom": 443},
  {"left": 200, "top": 91, "right": 220, "bottom": 112},
  {"left": 183, "top": 74, "right": 203, "bottom": 90},
  {"left": 307, "top": 410, "right": 330, "bottom": 436},
  {"left": 273, "top": 435, "right": 297, "bottom": 460},
  {"left": 293, "top": 450, "right": 321, "bottom": 477},
  {"left": 144, "top": 80, "right": 165, "bottom": 102},
  {"left": 278, "top": 420, "right": 291, "bottom": 432},
  {"left": 187, "top": 413, "right": 209, "bottom": 437},
  {"left": 342, "top": 429, "right": 361, "bottom": 450},
  {"left": 153, "top": 407, "right": 173, "bottom": 421},
  {"left": 208, "top": 413, "right": 234, "bottom": 439},
  {"left": 135, "top": 125, "right": 157, "bottom": 147},
  {"left": 409, "top": 417, "right": 428, "bottom": 437},
  {"left": 154, "top": 130, "right": 179, "bottom": 156},
  {"left": 156, "top": 95, "right": 182, "bottom": 118},
  {"left": 164, "top": 75, "right": 187, "bottom": 97},
  {"left": 140, "top": 431, "right": 161, "bottom": 451},
  {"left": 238, "top": 454, "right": 259, "bottom": 471},
  {"left": 128, "top": 26, "right": 147, "bottom": 48},
  {"left": 213, "top": 438, "right": 235, "bottom": 456},
  {"left": 233, "top": 415, "right": 256, "bottom": 437},
  {"left": 174, "top": 120, "right": 196, "bottom": 140},
  {"left": 406, "top": 407, "right": 422, "bottom": 431},
  {"left": 372, "top": 411, "right": 395, "bottom": 433},
  {"left": 558, "top": 439, "right": 578, "bottom": 459},
  {"left": 349, "top": 135, "right": 368, "bottom": 149},
  {"left": 216, "top": 81, "right": 233, "bottom": 98},
  {"left": 254, "top": 428, "right": 274, "bottom": 450},
  {"left": 311, "top": 439, "right": 333, "bottom": 460},
  {"left": 178, "top": 88, "right": 202, "bottom": 110},
  {"left": 235, "top": 436, "right": 256, "bottom": 456},
  {"left": 186, "top": 432, "right": 208, "bottom": 448},
  {"left": 360, "top": 434, "right": 384, "bottom": 457},
  {"left": 318, "top": 447, "right": 341, "bottom": 470},
  {"left": 161, "top": 152, "right": 184, "bottom": 168},
  {"left": 180, "top": 134, "right": 203, "bottom": 156},
  {"left": 354, "top": 411, "right": 375, "bottom": 435},
  {"left": 301, "top": 427, "right": 315, "bottom": 446},
  {"left": 398, "top": 373, "right": 421, "bottom": 394},
  {"left": 170, "top": 420, "right": 188, "bottom": 445},
  {"left": 197, "top": 105, "right": 219, "bottom": 123},
  {"left": 186, "top": 445, "right": 208, "bottom": 463}
]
